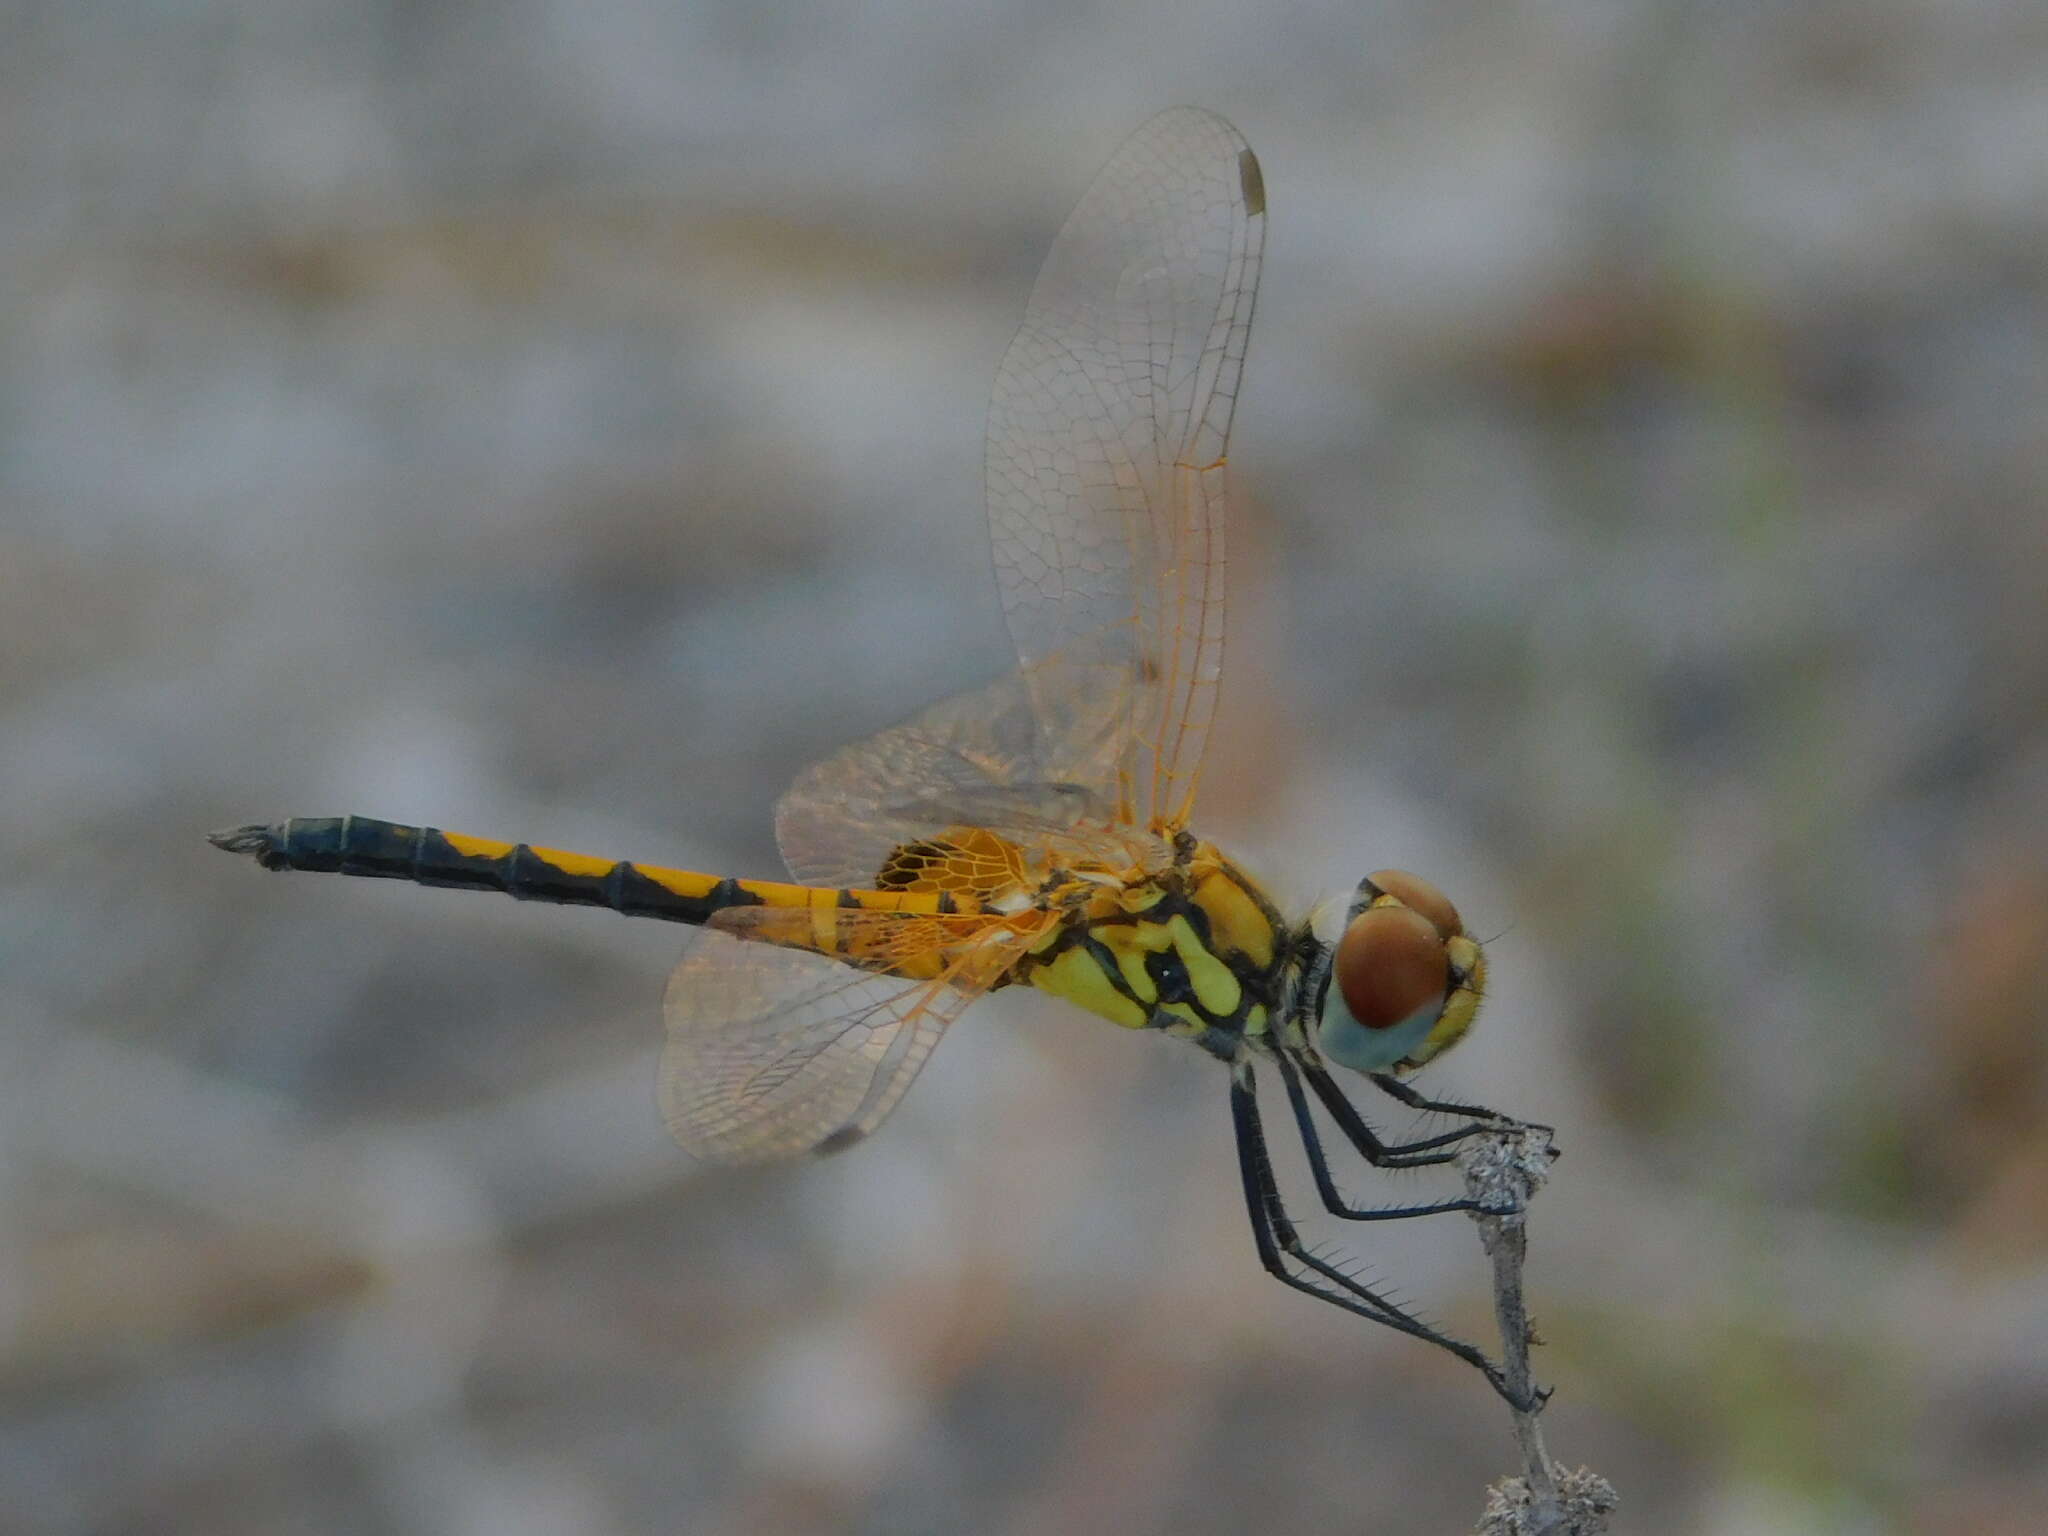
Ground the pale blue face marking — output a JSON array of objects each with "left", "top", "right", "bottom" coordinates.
[{"left": 1315, "top": 985, "right": 1440, "bottom": 1072}]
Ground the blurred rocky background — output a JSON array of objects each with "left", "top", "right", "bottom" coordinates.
[{"left": 4, "top": 1, "right": 2046, "bottom": 1532}]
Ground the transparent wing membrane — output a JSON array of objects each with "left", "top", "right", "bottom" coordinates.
[
  {"left": 985, "top": 106, "right": 1264, "bottom": 831},
  {"left": 679, "top": 109, "right": 1265, "bottom": 1161},
  {"left": 659, "top": 906, "right": 1039, "bottom": 1163}
]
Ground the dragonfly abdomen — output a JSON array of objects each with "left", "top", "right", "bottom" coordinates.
[{"left": 208, "top": 816, "right": 965, "bottom": 928}]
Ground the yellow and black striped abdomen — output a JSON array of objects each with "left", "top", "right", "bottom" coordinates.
[{"left": 209, "top": 816, "right": 975, "bottom": 930}]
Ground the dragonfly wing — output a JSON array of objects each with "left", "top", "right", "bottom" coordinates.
[
  {"left": 775, "top": 664, "right": 1160, "bottom": 892},
  {"left": 985, "top": 107, "right": 1265, "bottom": 831},
  {"left": 660, "top": 906, "right": 1033, "bottom": 1164}
]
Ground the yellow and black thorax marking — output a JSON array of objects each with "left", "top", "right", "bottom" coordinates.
[{"left": 1011, "top": 841, "right": 1291, "bottom": 1045}]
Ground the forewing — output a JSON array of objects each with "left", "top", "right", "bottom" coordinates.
[
  {"left": 659, "top": 906, "right": 1036, "bottom": 1164},
  {"left": 985, "top": 107, "right": 1265, "bottom": 831}
]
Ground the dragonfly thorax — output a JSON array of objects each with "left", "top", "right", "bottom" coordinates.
[{"left": 1010, "top": 839, "right": 1290, "bottom": 1048}]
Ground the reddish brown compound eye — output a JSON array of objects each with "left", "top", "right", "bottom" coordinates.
[
  {"left": 1335, "top": 906, "right": 1449, "bottom": 1032},
  {"left": 1366, "top": 868, "right": 1464, "bottom": 939}
]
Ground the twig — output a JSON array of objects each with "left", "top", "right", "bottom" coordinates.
[{"left": 1465, "top": 1127, "right": 1618, "bottom": 1536}]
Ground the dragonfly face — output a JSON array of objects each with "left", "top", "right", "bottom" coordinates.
[
  {"left": 1314, "top": 869, "right": 1488, "bottom": 1073},
  {"left": 212, "top": 109, "right": 1541, "bottom": 1406}
]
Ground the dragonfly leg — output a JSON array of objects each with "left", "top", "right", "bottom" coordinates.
[
  {"left": 1230, "top": 1061, "right": 1523, "bottom": 1405},
  {"left": 1270, "top": 1049, "right": 1495, "bottom": 1220},
  {"left": 1369, "top": 1072, "right": 1557, "bottom": 1143},
  {"left": 1294, "top": 1054, "right": 1493, "bottom": 1164}
]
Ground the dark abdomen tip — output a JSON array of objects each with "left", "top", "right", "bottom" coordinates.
[{"left": 208, "top": 823, "right": 290, "bottom": 870}]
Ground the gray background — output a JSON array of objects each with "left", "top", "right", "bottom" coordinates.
[{"left": 6, "top": 1, "right": 2047, "bottom": 1532}]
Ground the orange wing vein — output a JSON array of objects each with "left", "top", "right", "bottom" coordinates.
[{"left": 984, "top": 106, "right": 1265, "bottom": 833}]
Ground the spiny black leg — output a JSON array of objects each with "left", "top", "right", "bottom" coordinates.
[
  {"left": 1230, "top": 1061, "right": 1515, "bottom": 1402},
  {"left": 1367, "top": 1072, "right": 1499, "bottom": 1118},
  {"left": 1370, "top": 1072, "right": 1558, "bottom": 1144},
  {"left": 1270, "top": 1049, "right": 1492, "bottom": 1221},
  {"left": 1297, "top": 1055, "right": 1490, "bottom": 1163}
]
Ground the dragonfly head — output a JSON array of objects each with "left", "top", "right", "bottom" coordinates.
[{"left": 1314, "top": 870, "right": 1485, "bottom": 1074}]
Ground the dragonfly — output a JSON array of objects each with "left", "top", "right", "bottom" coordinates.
[{"left": 212, "top": 108, "right": 1540, "bottom": 1404}]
